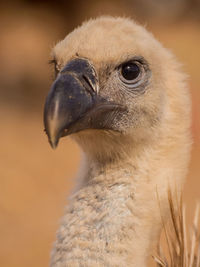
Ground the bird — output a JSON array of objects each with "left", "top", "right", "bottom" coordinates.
[{"left": 44, "top": 16, "right": 191, "bottom": 267}]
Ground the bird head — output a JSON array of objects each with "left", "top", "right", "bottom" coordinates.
[{"left": 44, "top": 17, "right": 190, "bottom": 161}]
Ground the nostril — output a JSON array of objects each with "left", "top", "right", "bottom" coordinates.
[{"left": 82, "top": 74, "right": 97, "bottom": 97}]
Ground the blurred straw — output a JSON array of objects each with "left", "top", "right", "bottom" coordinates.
[{"left": 154, "top": 190, "right": 200, "bottom": 267}]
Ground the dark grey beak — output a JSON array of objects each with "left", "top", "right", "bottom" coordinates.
[{"left": 44, "top": 58, "right": 125, "bottom": 149}]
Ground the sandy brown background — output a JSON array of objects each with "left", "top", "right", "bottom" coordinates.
[{"left": 0, "top": 1, "right": 200, "bottom": 266}]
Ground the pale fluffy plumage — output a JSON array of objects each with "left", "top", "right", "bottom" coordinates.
[{"left": 50, "top": 17, "right": 191, "bottom": 266}]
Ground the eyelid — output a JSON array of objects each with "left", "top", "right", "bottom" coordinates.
[
  {"left": 48, "top": 59, "right": 60, "bottom": 70},
  {"left": 116, "top": 56, "right": 148, "bottom": 70},
  {"left": 48, "top": 59, "right": 57, "bottom": 65},
  {"left": 117, "top": 60, "right": 142, "bottom": 72},
  {"left": 48, "top": 58, "right": 60, "bottom": 79}
]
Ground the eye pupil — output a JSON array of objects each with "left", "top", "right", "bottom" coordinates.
[{"left": 121, "top": 63, "right": 140, "bottom": 81}]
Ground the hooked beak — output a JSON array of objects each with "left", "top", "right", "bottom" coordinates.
[{"left": 44, "top": 58, "right": 125, "bottom": 149}]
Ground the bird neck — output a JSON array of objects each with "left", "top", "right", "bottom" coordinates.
[
  {"left": 73, "top": 129, "right": 149, "bottom": 167},
  {"left": 55, "top": 129, "right": 190, "bottom": 266},
  {"left": 69, "top": 141, "right": 164, "bottom": 266}
]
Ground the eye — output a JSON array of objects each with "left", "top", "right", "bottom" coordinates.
[
  {"left": 121, "top": 62, "right": 140, "bottom": 81},
  {"left": 118, "top": 61, "right": 144, "bottom": 86},
  {"left": 49, "top": 59, "right": 59, "bottom": 78}
]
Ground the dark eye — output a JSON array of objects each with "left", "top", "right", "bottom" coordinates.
[
  {"left": 118, "top": 59, "right": 149, "bottom": 89},
  {"left": 49, "top": 59, "right": 59, "bottom": 78},
  {"left": 121, "top": 62, "right": 140, "bottom": 81}
]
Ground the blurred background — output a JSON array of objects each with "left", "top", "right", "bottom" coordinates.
[{"left": 0, "top": 0, "right": 199, "bottom": 266}]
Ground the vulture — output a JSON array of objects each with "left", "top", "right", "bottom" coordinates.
[{"left": 44, "top": 17, "right": 191, "bottom": 267}]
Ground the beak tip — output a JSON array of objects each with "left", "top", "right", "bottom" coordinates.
[
  {"left": 44, "top": 127, "right": 60, "bottom": 150},
  {"left": 49, "top": 138, "right": 59, "bottom": 150}
]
